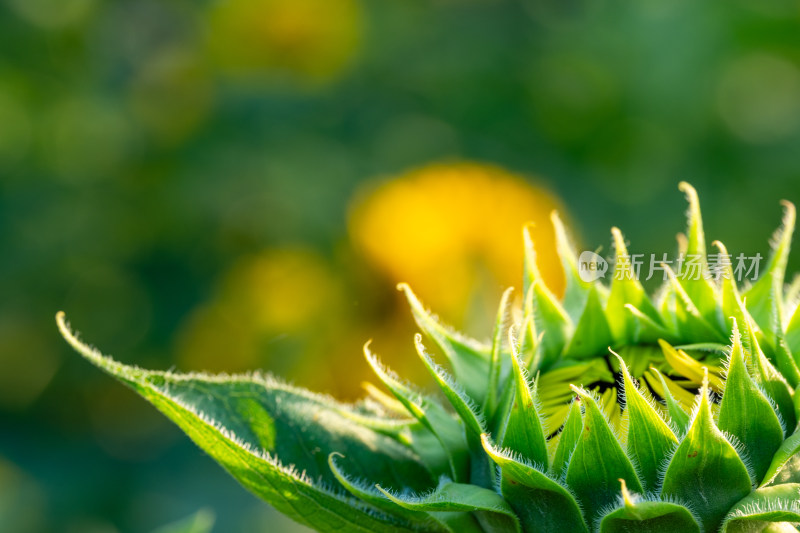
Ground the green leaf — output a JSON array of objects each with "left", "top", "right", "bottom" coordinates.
[
  {"left": 742, "top": 315, "right": 797, "bottom": 432},
  {"left": 486, "top": 287, "right": 514, "bottom": 416},
  {"left": 532, "top": 281, "right": 573, "bottom": 369},
  {"left": 598, "top": 479, "right": 701, "bottom": 533},
  {"left": 377, "top": 480, "right": 522, "bottom": 533},
  {"left": 152, "top": 510, "right": 215, "bottom": 533},
  {"left": 616, "top": 354, "right": 678, "bottom": 491},
  {"left": 646, "top": 368, "right": 691, "bottom": 436},
  {"left": 772, "top": 338, "right": 800, "bottom": 389},
  {"left": 364, "top": 343, "right": 469, "bottom": 483},
  {"left": 661, "top": 373, "right": 752, "bottom": 533},
  {"left": 606, "top": 227, "right": 663, "bottom": 344},
  {"left": 796, "top": 386, "right": 800, "bottom": 423},
  {"left": 658, "top": 284, "right": 679, "bottom": 333},
  {"left": 745, "top": 201, "right": 795, "bottom": 343},
  {"left": 551, "top": 211, "right": 592, "bottom": 321},
  {"left": 481, "top": 435, "right": 589, "bottom": 533},
  {"left": 523, "top": 226, "right": 573, "bottom": 368},
  {"left": 718, "top": 322, "right": 785, "bottom": 482},
  {"left": 499, "top": 332, "right": 549, "bottom": 469},
  {"left": 722, "top": 484, "right": 800, "bottom": 532},
  {"left": 786, "top": 274, "right": 800, "bottom": 306},
  {"left": 550, "top": 399, "right": 582, "bottom": 479},
  {"left": 399, "top": 283, "right": 492, "bottom": 405},
  {"left": 415, "top": 335, "right": 485, "bottom": 438},
  {"left": 665, "top": 264, "right": 727, "bottom": 343},
  {"left": 676, "top": 181, "right": 723, "bottom": 328},
  {"left": 672, "top": 342, "right": 730, "bottom": 353},
  {"left": 771, "top": 454, "right": 800, "bottom": 486},
  {"left": 784, "top": 301, "right": 800, "bottom": 359},
  {"left": 565, "top": 387, "right": 643, "bottom": 528},
  {"left": 623, "top": 303, "right": 678, "bottom": 345},
  {"left": 563, "top": 285, "right": 613, "bottom": 358},
  {"left": 519, "top": 291, "right": 541, "bottom": 370},
  {"left": 59, "top": 314, "right": 428, "bottom": 533},
  {"left": 414, "top": 336, "right": 494, "bottom": 488},
  {"left": 761, "top": 425, "right": 800, "bottom": 487},
  {"left": 329, "top": 453, "right": 446, "bottom": 530},
  {"left": 714, "top": 240, "right": 749, "bottom": 334}
]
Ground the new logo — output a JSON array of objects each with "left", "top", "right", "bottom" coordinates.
[{"left": 578, "top": 251, "right": 608, "bottom": 282}]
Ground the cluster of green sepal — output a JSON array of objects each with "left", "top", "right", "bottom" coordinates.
[{"left": 61, "top": 183, "right": 800, "bottom": 532}]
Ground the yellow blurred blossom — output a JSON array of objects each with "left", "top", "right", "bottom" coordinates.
[
  {"left": 176, "top": 247, "right": 346, "bottom": 379},
  {"left": 217, "top": 247, "right": 342, "bottom": 332},
  {"left": 349, "top": 162, "right": 566, "bottom": 327},
  {"left": 176, "top": 165, "right": 567, "bottom": 397},
  {"left": 205, "top": 0, "right": 362, "bottom": 84}
]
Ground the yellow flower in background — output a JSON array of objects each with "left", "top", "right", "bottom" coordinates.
[
  {"left": 205, "top": 0, "right": 362, "bottom": 84},
  {"left": 218, "top": 248, "right": 341, "bottom": 332},
  {"left": 176, "top": 248, "right": 345, "bottom": 376},
  {"left": 349, "top": 162, "right": 566, "bottom": 329},
  {"left": 176, "top": 163, "right": 567, "bottom": 397}
]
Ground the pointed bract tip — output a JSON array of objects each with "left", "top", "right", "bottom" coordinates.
[
  {"left": 56, "top": 311, "right": 75, "bottom": 349},
  {"left": 328, "top": 451, "right": 345, "bottom": 462},
  {"left": 569, "top": 383, "right": 585, "bottom": 396},
  {"left": 609, "top": 348, "right": 626, "bottom": 370},
  {"left": 712, "top": 240, "right": 730, "bottom": 255},
  {"left": 611, "top": 227, "right": 628, "bottom": 255},
  {"left": 619, "top": 478, "right": 636, "bottom": 507},
  {"left": 480, "top": 433, "right": 502, "bottom": 461},
  {"left": 523, "top": 223, "right": 536, "bottom": 245},
  {"left": 56, "top": 311, "right": 75, "bottom": 343},
  {"left": 676, "top": 232, "right": 688, "bottom": 252},
  {"left": 507, "top": 323, "right": 518, "bottom": 347},
  {"left": 375, "top": 485, "right": 392, "bottom": 499},
  {"left": 780, "top": 199, "right": 796, "bottom": 217},
  {"left": 362, "top": 341, "right": 384, "bottom": 368},
  {"left": 730, "top": 317, "right": 740, "bottom": 340},
  {"left": 701, "top": 366, "right": 710, "bottom": 394},
  {"left": 678, "top": 181, "right": 698, "bottom": 199}
]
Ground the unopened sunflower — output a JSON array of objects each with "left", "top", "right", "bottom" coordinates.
[{"left": 62, "top": 183, "right": 800, "bottom": 532}]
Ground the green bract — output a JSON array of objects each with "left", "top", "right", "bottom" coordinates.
[{"left": 61, "top": 183, "right": 800, "bottom": 532}]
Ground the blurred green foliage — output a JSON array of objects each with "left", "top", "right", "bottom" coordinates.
[{"left": 2, "top": 0, "right": 800, "bottom": 531}]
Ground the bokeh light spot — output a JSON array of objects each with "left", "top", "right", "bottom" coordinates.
[
  {"left": 717, "top": 53, "right": 800, "bottom": 144},
  {"left": 43, "top": 97, "right": 133, "bottom": 182}
]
